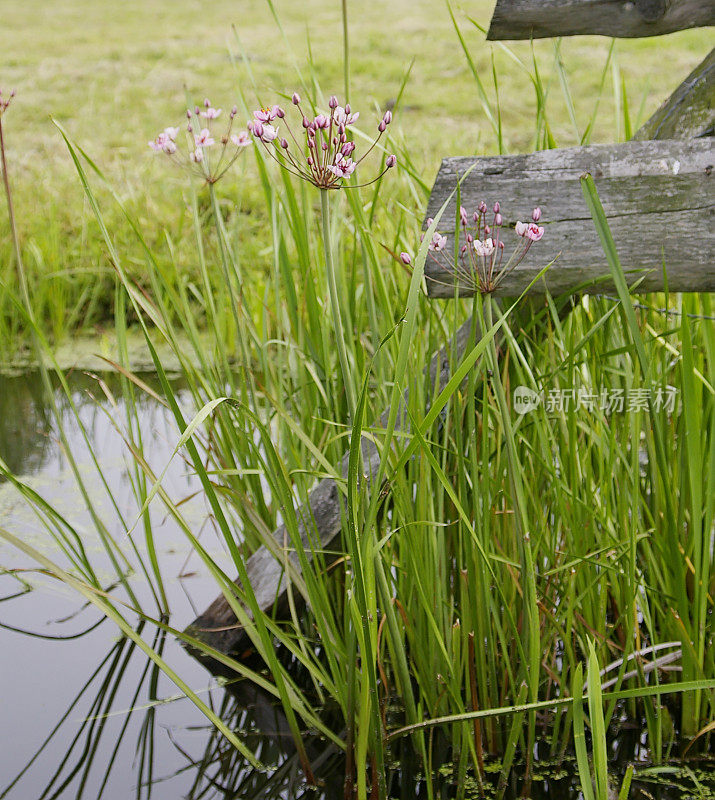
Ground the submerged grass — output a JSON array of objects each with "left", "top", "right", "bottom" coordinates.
[{"left": 1, "top": 5, "right": 714, "bottom": 799}]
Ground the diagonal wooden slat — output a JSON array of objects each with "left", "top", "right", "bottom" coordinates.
[{"left": 633, "top": 47, "right": 714, "bottom": 141}]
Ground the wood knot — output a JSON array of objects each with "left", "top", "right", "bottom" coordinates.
[{"left": 634, "top": 0, "right": 668, "bottom": 22}]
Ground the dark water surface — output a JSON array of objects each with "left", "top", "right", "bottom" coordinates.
[
  {"left": 1, "top": 371, "right": 713, "bottom": 799},
  {"left": 0, "top": 370, "right": 259, "bottom": 799}
]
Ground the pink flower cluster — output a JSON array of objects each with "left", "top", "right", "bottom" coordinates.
[
  {"left": 401, "top": 203, "right": 545, "bottom": 293},
  {"left": 0, "top": 88, "right": 15, "bottom": 117},
  {"left": 248, "top": 93, "right": 397, "bottom": 189},
  {"left": 148, "top": 98, "right": 252, "bottom": 183}
]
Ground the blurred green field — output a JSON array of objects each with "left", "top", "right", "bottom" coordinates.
[{"left": 0, "top": 0, "right": 711, "bottom": 353}]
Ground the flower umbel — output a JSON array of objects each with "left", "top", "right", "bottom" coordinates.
[
  {"left": 0, "top": 89, "right": 15, "bottom": 117},
  {"left": 148, "top": 99, "right": 251, "bottom": 183},
  {"left": 248, "top": 93, "right": 396, "bottom": 189},
  {"left": 409, "top": 202, "right": 545, "bottom": 293}
]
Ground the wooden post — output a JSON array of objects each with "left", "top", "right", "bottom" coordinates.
[{"left": 487, "top": 0, "right": 715, "bottom": 40}]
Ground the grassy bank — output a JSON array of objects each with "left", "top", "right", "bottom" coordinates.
[{"left": 0, "top": 0, "right": 712, "bottom": 355}]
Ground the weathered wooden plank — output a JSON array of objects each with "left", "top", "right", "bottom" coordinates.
[
  {"left": 184, "top": 316, "right": 478, "bottom": 663},
  {"left": 634, "top": 48, "right": 715, "bottom": 141},
  {"left": 487, "top": 0, "right": 715, "bottom": 40},
  {"left": 423, "top": 139, "right": 714, "bottom": 298}
]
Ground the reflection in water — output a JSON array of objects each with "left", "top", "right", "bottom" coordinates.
[
  {"left": 1, "top": 371, "right": 713, "bottom": 799},
  {"left": 0, "top": 372, "right": 54, "bottom": 478}
]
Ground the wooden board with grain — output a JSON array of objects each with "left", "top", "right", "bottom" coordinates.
[
  {"left": 423, "top": 139, "right": 714, "bottom": 298},
  {"left": 487, "top": 0, "right": 715, "bottom": 40}
]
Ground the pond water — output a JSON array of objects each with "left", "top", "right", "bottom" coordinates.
[
  {"left": 0, "top": 370, "right": 272, "bottom": 799},
  {"left": 1, "top": 370, "right": 713, "bottom": 799}
]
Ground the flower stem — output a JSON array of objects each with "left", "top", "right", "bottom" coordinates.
[
  {"left": 320, "top": 188, "right": 357, "bottom": 420},
  {"left": 208, "top": 183, "right": 257, "bottom": 412},
  {"left": 483, "top": 295, "right": 540, "bottom": 771},
  {"left": 0, "top": 118, "right": 26, "bottom": 306},
  {"left": 341, "top": 0, "right": 350, "bottom": 104}
]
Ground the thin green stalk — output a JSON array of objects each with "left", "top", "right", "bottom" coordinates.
[
  {"left": 483, "top": 296, "right": 540, "bottom": 762},
  {"left": 320, "top": 188, "right": 357, "bottom": 420},
  {"left": 341, "top": 0, "right": 350, "bottom": 103},
  {"left": 208, "top": 183, "right": 257, "bottom": 411}
]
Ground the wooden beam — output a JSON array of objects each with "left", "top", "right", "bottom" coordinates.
[
  {"left": 634, "top": 48, "right": 715, "bottom": 141},
  {"left": 423, "top": 139, "right": 714, "bottom": 298},
  {"left": 487, "top": 0, "right": 715, "bottom": 40}
]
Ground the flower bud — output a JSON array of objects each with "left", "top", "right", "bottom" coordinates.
[
  {"left": 275, "top": 106, "right": 285, "bottom": 118},
  {"left": 292, "top": 92, "right": 301, "bottom": 105},
  {"left": 378, "top": 120, "right": 386, "bottom": 132},
  {"left": 204, "top": 98, "right": 211, "bottom": 107},
  {"left": 253, "top": 121, "right": 264, "bottom": 137},
  {"left": 302, "top": 116, "right": 311, "bottom": 128},
  {"left": 478, "top": 201, "right": 487, "bottom": 214},
  {"left": 532, "top": 207, "right": 541, "bottom": 222},
  {"left": 484, "top": 225, "right": 491, "bottom": 236},
  {"left": 329, "top": 95, "right": 338, "bottom": 108},
  {"left": 186, "top": 109, "right": 192, "bottom": 119},
  {"left": 460, "top": 206, "right": 468, "bottom": 226},
  {"left": 187, "top": 124, "right": 193, "bottom": 133},
  {"left": 383, "top": 110, "right": 392, "bottom": 125},
  {"left": 280, "top": 138, "right": 289, "bottom": 149},
  {"left": 400, "top": 252, "right": 412, "bottom": 265},
  {"left": 495, "top": 213, "right": 502, "bottom": 226},
  {"left": 493, "top": 202, "right": 500, "bottom": 213},
  {"left": 231, "top": 105, "right": 238, "bottom": 118},
  {"left": 466, "top": 234, "right": 473, "bottom": 243},
  {"left": 386, "top": 154, "right": 397, "bottom": 168},
  {"left": 345, "top": 103, "right": 351, "bottom": 114}
]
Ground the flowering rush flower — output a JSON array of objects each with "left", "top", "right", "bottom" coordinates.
[
  {"left": 148, "top": 98, "right": 252, "bottom": 183},
  {"left": 401, "top": 203, "right": 545, "bottom": 294},
  {"left": 247, "top": 93, "right": 397, "bottom": 189},
  {"left": 0, "top": 88, "right": 15, "bottom": 116}
]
